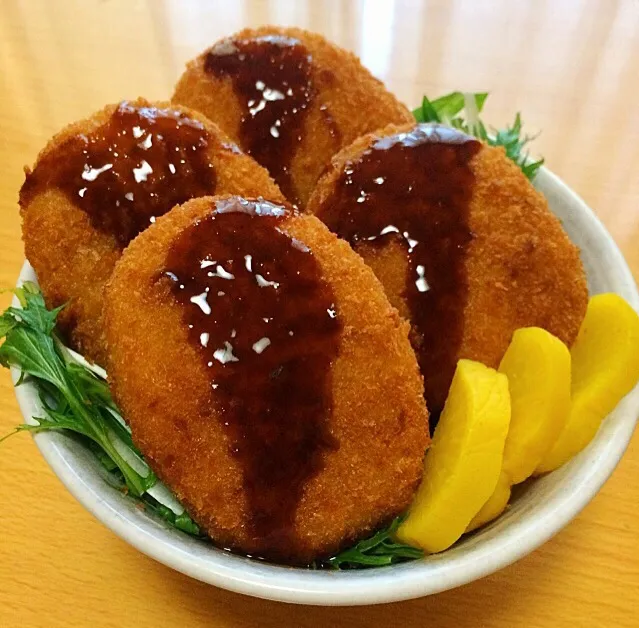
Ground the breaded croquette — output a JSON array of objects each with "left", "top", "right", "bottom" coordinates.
[
  {"left": 172, "top": 26, "right": 413, "bottom": 206},
  {"left": 19, "top": 98, "right": 283, "bottom": 365},
  {"left": 104, "top": 195, "right": 429, "bottom": 564},
  {"left": 306, "top": 123, "right": 588, "bottom": 415}
]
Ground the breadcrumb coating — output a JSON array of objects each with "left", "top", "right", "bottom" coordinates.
[{"left": 104, "top": 195, "right": 430, "bottom": 564}]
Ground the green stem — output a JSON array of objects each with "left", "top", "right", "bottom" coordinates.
[{"left": 65, "top": 386, "right": 147, "bottom": 496}]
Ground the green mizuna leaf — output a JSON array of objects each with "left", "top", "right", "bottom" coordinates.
[
  {"left": 322, "top": 516, "right": 423, "bottom": 569},
  {"left": 0, "top": 287, "right": 151, "bottom": 496},
  {"left": 140, "top": 494, "right": 202, "bottom": 536},
  {"left": 0, "top": 285, "right": 207, "bottom": 539},
  {"left": 432, "top": 91, "right": 488, "bottom": 121},
  {"left": 413, "top": 95, "right": 441, "bottom": 123},
  {"left": 487, "top": 112, "right": 544, "bottom": 179},
  {"left": 0, "top": 327, "right": 67, "bottom": 387},
  {"left": 0, "top": 314, "right": 16, "bottom": 337},
  {"left": 0, "top": 284, "right": 197, "bottom": 534}
]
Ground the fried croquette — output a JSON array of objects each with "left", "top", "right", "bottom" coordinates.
[
  {"left": 103, "top": 195, "right": 430, "bottom": 564},
  {"left": 306, "top": 123, "right": 589, "bottom": 415},
  {"left": 172, "top": 26, "right": 413, "bottom": 206},
  {"left": 19, "top": 98, "right": 283, "bottom": 366}
]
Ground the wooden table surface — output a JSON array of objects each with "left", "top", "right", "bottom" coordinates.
[{"left": 1, "top": 0, "right": 638, "bottom": 625}]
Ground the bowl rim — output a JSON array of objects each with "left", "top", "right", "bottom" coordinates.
[{"left": 10, "top": 165, "right": 639, "bottom": 606}]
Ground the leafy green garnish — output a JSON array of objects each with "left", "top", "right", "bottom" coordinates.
[
  {"left": 488, "top": 113, "right": 544, "bottom": 180},
  {"left": 141, "top": 494, "right": 201, "bottom": 536},
  {"left": 0, "top": 283, "right": 199, "bottom": 536},
  {"left": 413, "top": 91, "right": 544, "bottom": 180},
  {"left": 413, "top": 91, "right": 488, "bottom": 125},
  {"left": 0, "top": 283, "right": 152, "bottom": 496},
  {"left": 321, "top": 516, "right": 423, "bottom": 569}
]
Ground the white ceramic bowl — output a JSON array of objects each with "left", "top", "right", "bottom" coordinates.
[{"left": 11, "top": 166, "right": 639, "bottom": 606}]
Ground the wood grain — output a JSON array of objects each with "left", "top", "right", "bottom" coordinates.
[{"left": 1, "top": 0, "right": 638, "bottom": 625}]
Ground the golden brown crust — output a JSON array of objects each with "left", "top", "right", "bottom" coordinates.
[
  {"left": 306, "top": 123, "right": 589, "bottom": 410},
  {"left": 104, "top": 195, "right": 430, "bottom": 563},
  {"left": 20, "top": 98, "right": 283, "bottom": 365},
  {"left": 172, "top": 26, "right": 413, "bottom": 206}
]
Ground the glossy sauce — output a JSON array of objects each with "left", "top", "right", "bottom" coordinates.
[
  {"left": 20, "top": 102, "right": 217, "bottom": 246},
  {"left": 163, "top": 197, "right": 341, "bottom": 560},
  {"left": 316, "top": 124, "right": 481, "bottom": 417},
  {"left": 204, "top": 36, "right": 315, "bottom": 204}
]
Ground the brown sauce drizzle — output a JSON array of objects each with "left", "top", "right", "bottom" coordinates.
[
  {"left": 20, "top": 102, "right": 217, "bottom": 246},
  {"left": 316, "top": 124, "right": 481, "bottom": 418},
  {"left": 204, "top": 36, "right": 315, "bottom": 204},
  {"left": 163, "top": 197, "right": 341, "bottom": 561}
]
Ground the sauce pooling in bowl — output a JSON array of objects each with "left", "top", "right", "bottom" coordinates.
[
  {"left": 20, "top": 101, "right": 217, "bottom": 246},
  {"left": 163, "top": 197, "right": 342, "bottom": 560},
  {"left": 316, "top": 124, "right": 481, "bottom": 417}
]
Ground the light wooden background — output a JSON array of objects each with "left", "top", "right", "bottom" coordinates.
[{"left": 1, "top": 1, "right": 638, "bottom": 626}]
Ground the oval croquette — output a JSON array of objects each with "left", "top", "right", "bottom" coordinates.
[
  {"left": 103, "top": 195, "right": 430, "bottom": 564},
  {"left": 306, "top": 123, "right": 589, "bottom": 416},
  {"left": 19, "top": 98, "right": 283, "bottom": 365},
  {"left": 172, "top": 26, "right": 413, "bottom": 206}
]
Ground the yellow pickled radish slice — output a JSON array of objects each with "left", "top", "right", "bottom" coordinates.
[
  {"left": 395, "top": 359, "right": 510, "bottom": 553},
  {"left": 536, "top": 293, "right": 639, "bottom": 474},
  {"left": 464, "top": 327, "right": 571, "bottom": 531},
  {"left": 466, "top": 470, "right": 511, "bottom": 532},
  {"left": 499, "top": 327, "right": 571, "bottom": 484}
]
